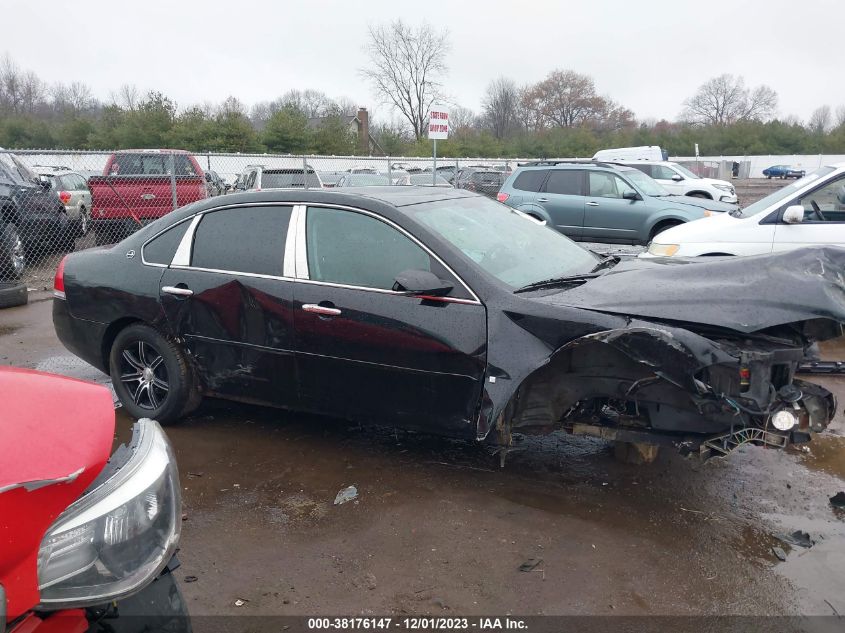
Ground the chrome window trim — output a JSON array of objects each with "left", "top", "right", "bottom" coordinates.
[
  {"left": 297, "top": 203, "right": 481, "bottom": 304},
  {"left": 140, "top": 216, "right": 194, "bottom": 268},
  {"left": 295, "top": 204, "right": 309, "bottom": 279},
  {"left": 283, "top": 205, "right": 303, "bottom": 277},
  {"left": 168, "top": 264, "right": 295, "bottom": 282},
  {"left": 171, "top": 215, "right": 202, "bottom": 267}
]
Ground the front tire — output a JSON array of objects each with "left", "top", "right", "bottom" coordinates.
[
  {"left": 109, "top": 324, "right": 200, "bottom": 423},
  {"left": 0, "top": 223, "right": 25, "bottom": 280}
]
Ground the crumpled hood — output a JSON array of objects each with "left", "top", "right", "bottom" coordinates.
[{"left": 533, "top": 246, "right": 845, "bottom": 334}]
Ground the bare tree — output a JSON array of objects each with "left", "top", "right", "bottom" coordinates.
[
  {"left": 482, "top": 77, "right": 520, "bottom": 139},
  {"left": 808, "top": 105, "right": 832, "bottom": 134},
  {"left": 521, "top": 69, "right": 622, "bottom": 129},
  {"left": 0, "top": 53, "right": 23, "bottom": 113},
  {"left": 449, "top": 105, "right": 477, "bottom": 133},
  {"left": 52, "top": 81, "right": 96, "bottom": 113},
  {"left": 361, "top": 20, "right": 449, "bottom": 141},
  {"left": 682, "top": 74, "right": 777, "bottom": 125},
  {"left": 111, "top": 83, "right": 140, "bottom": 110},
  {"left": 835, "top": 105, "right": 845, "bottom": 129}
]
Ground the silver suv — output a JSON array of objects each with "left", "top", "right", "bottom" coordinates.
[{"left": 35, "top": 166, "right": 91, "bottom": 237}]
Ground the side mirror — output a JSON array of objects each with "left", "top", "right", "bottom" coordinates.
[
  {"left": 783, "top": 205, "right": 805, "bottom": 224},
  {"left": 671, "top": 174, "right": 683, "bottom": 182},
  {"left": 622, "top": 189, "right": 640, "bottom": 201},
  {"left": 40, "top": 178, "right": 52, "bottom": 190},
  {"left": 204, "top": 173, "right": 212, "bottom": 182},
  {"left": 392, "top": 269, "right": 453, "bottom": 297}
]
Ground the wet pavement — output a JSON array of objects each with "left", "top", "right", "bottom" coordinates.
[{"left": 2, "top": 298, "right": 844, "bottom": 618}]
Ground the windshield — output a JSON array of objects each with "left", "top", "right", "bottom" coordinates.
[
  {"left": 733, "top": 166, "right": 837, "bottom": 218},
  {"left": 620, "top": 169, "right": 669, "bottom": 197},
  {"left": 410, "top": 196, "right": 599, "bottom": 288},
  {"left": 671, "top": 163, "right": 701, "bottom": 179},
  {"left": 261, "top": 171, "right": 322, "bottom": 188}
]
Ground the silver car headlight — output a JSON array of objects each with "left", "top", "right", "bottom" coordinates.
[
  {"left": 37, "top": 419, "right": 181, "bottom": 609},
  {"left": 713, "top": 184, "right": 734, "bottom": 193}
]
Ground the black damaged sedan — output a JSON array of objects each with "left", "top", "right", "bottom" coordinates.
[{"left": 53, "top": 187, "right": 844, "bottom": 461}]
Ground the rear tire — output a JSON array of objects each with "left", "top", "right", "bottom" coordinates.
[
  {"left": 109, "top": 323, "right": 200, "bottom": 424},
  {"left": 0, "top": 223, "right": 25, "bottom": 281}
]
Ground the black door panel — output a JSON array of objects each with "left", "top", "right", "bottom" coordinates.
[
  {"left": 160, "top": 270, "right": 297, "bottom": 406},
  {"left": 293, "top": 282, "right": 487, "bottom": 435}
]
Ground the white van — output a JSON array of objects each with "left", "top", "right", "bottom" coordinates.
[{"left": 593, "top": 146, "right": 668, "bottom": 162}]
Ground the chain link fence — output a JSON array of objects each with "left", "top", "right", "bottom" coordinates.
[{"left": 0, "top": 149, "right": 518, "bottom": 288}]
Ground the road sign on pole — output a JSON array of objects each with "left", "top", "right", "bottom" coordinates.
[{"left": 429, "top": 106, "right": 450, "bottom": 185}]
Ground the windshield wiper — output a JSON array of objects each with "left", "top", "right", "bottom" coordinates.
[
  {"left": 514, "top": 255, "right": 619, "bottom": 294},
  {"left": 513, "top": 273, "right": 601, "bottom": 294}
]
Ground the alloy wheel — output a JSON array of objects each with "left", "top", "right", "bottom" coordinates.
[
  {"left": 11, "top": 235, "right": 25, "bottom": 277},
  {"left": 119, "top": 341, "right": 170, "bottom": 410}
]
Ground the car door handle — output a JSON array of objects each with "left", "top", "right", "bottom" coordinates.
[
  {"left": 586, "top": 201, "right": 600, "bottom": 206},
  {"left": 162, "top": 285, "right": 193, "bottom": 297},
  {"left": 536, "top": 197, "right": 549, "bottom": 202},
  {"left": 302, "top": 303, "right": 341, "bottom": 316}
]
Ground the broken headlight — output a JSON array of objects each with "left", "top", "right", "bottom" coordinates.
[{"left": 37, "top": 419, "right": 180, "bottom": 608}]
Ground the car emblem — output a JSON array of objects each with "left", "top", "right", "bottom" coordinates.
[
  {"left": 141, "top": 193, "right": 156, "bottom": 200},
  {"left": 126, "top": 250, "right": 135, "bottom": 259}
]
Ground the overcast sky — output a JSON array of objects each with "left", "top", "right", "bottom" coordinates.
[{"left": 5, "top": 0, "right": 843, "bottom": 124}]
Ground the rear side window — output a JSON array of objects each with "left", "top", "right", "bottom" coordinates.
[
  {"left": 512, "top": 169, "right": 548, "bottom": 192},
  {"left": 260, "top": 171, "right": 322, "bottom": 189},
  {"left": 544, "top": 170, "right": 583, "bottom": 195},
  {"left": 629, "top": 164, "right": 653, "bottom": 177},
  {"left": 109, "top": 154, "right": 198, "bottom": 176},
  {"left": 306, "top": 206, "right": 432, "bottom": 290},
  {"left": 191, "top": 206, "right": 293, "bottom": 276},
  {"left": 143, "top": 220, "right": 191, "bottom": 265}
]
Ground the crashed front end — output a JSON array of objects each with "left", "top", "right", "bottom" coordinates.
[{"left": 494, "top": 317, "right": 838, "bottom": 460}]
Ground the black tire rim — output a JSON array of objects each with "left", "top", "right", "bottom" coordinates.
[
  {"left": 119, "top": 341, "right": 169, "bottom": 410},
  {"left": 11, "top": 234, "right": 24, "bottom": 277}
]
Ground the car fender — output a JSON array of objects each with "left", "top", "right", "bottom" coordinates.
[
  {"left": 475, "top": 309, "right": 736, "bottom": 443},
  {"left": 646, "top": 211, "right": 694, "bottom": 234},
  {"left": 514, "top": 203, "right": 551, "bottom": 224}
]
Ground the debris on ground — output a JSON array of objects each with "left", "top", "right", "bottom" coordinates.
[
  {"left": 775, "top": 530, "right": 813, "bottom": 549},
  {"left": 183, "top": 575, "right": 198, "bottom": 583},
  {"left": 518, "top": 558, "right": 543, "bottom": 572},
  {"left": 830, "top": 491, "right": 845, "bottom": 509},
  {"left": 334, "top": 485, "right": 358, "bottom": 505},
  {"left": 234, "top": 598, "right": 248, "bottom": 607},
  {"left": 187, "top": 472, "right": 204, "bottom": 478},
  {"left": 772, "top": 546, "right": 788, "bottom": 562}
]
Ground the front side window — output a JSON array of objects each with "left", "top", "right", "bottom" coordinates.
[
  {"left": 652, "top": 165, "right": 677, "bottom": 180},
  {"left": 191, "top": 206, "right": 292, "bottom": 276},
  {"left": 795, "top": 176, "right": 845, "bottom": 222},
  {"left": 588, "top": 172, "right": 624, "bottom": 198},
  {"left": 735, "top": 166, "right": 837, "bottom": 218},
  {"left": 306, "top": 207, "right": 432, "bottom": 290}
]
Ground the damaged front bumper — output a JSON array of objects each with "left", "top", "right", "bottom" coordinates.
[{"left": 497, "top": 319, "right": 838, "bottom": 461}]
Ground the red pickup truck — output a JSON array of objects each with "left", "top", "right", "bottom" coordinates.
[{"left": 88, "top": 149, "right": 207, "bottom": 245}]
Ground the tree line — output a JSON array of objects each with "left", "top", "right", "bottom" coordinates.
[{"left": 2, "top": 26, "right": 845, "bottom": 159}]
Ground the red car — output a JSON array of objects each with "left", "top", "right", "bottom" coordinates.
[
  {"left": 0, "top": 368, "right": 188, "bottom": 632},
  {"left": 87, "top": 150, "right": 207, "bottom": 246}
]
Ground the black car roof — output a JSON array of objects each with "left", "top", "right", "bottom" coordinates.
[{"left": 165, "top": 187, "right": 477, "bottom": 224}]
